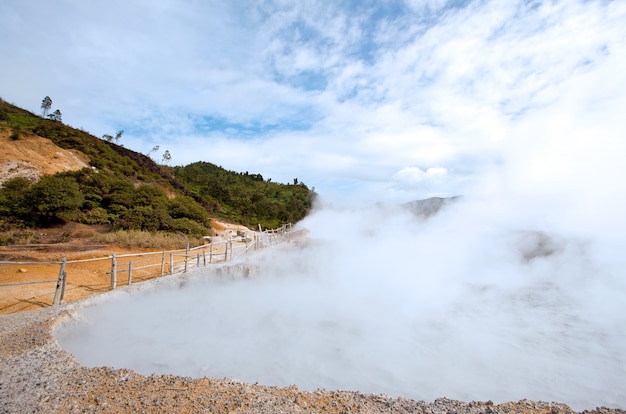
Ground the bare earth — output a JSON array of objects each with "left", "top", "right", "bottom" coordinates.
[
  {"left": 0, "top": 219, "right": 257, "bottom": 315},
  {"left": 0, "top": 224, "right": 165, "bottom": 315},
  {"left": 0, "top": 127, "right": 90, "bottom": 185},
  {"left": 0, "top": 226, "right": 624, "bottom": 412}
]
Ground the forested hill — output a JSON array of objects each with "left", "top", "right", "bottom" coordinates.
[
  {"left": 172, "top": 162, "right": 313, "bottom": 229},
  {"left": 0, "top": 98, "right": 315, "bottom": 235}
]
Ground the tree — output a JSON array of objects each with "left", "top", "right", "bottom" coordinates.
[
  {"left": 0, "top": 177, "right": 32, "bottom": 218},
  {"left": 41, "top": 96, "right": 52, "bottom": 118},
  {"left": 118, "top": 205, "right": 169, "bottom": 232},
  {"left": 146, "top": 145, "right": 160, "bottom": 157},
  {"left": 167, "top": 196, "right": 209, "bottom": 224},
  {"left": 25, "top": 175, "right": 84, "bottom": 224},
  {"left": 162, "top": 150, "right": 172, "bottom": 164},
  {"left": 102, "top": 130, "right": 123, "bottom": 143},
  {"left": 48, "top": 109, "right": 62, "bottom": 122},
  {"left": 133, "top": 184, "right": 168, "bottom": 208}
]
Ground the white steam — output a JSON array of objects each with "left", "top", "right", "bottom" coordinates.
[
  {"left": 55, "top": 194, "right": 626, "bottom": 410},
  {"left": 54, "top": 38, "right": 626, "bottom": 411}
]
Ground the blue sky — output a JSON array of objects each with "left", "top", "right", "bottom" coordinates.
[{"left": 1, "top": 0, "right": 625, "bottom": 205}]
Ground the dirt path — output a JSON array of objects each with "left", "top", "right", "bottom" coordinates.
[
  {"left": 0, "top": 243, "right": 157, "bottom": 314},
  {"left": 0, "top": 219, "right": 251, "bottom": 315}
]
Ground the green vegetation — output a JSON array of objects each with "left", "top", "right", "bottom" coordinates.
[
  {"left": 0, "top": 229, "right": 41, "bottom": 246},
  {"left": 0, "top": 99, "right": 315, "bottom": 241},
  {"left": 170, "top": 162, "right": 314, "bottom": 229},
  {"left": 26, "top": 175, "right": 84, "bottom": 224},
  {"left": 0, "top": 101, "right": 174, "bottom": 184}
]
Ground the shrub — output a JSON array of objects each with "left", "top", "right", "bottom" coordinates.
[
  {"left": 0, "top": 177, "right": 32, "bottom": 221},
  {"left": 90, "top": 229, "right": 205, "bottom": 249},
  {"left": 25, "top": 175, "right": 84, "bottom": 225},
  {"left": 167, "top": 196, "right": 210, "bottom": 225},
  {"left": 115, "top": 205, "right": 170, "bottom": 232},
  {"left": 169, "top": 217, "right": 209, "bottom": 237},
  {"left": 0, "top": 229, "right": 40, "bottom": 245},
  {"left": 77, "top": 207, "right": 113, "bottom": 225}
]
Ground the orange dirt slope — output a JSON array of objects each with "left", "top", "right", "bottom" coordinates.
[{"left": 0, "top": 127, "right": 90, "bottom": 185}]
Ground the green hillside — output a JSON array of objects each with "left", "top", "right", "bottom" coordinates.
[
  {"left": 0, "top": 99, "right": 315, "bottom": 238},
  {"left": 172, "top": 162, "right": 313, "bottom": 229}
]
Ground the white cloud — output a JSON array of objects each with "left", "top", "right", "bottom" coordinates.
[
  {"left": 0, "top": 0, "right": 624, "bottom": 206},
  {"left": 394, "top": 166, "right": 448, "bottom": 185}
]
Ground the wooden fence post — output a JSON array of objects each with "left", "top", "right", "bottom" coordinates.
[
  {"left": 52, "top": 256, "right": 67, "bottom": 305},
  {"left": 184, "top": 242, "right": 190, "bottom": 273},
  {"left": 209, "top": 243, "right": 213, "bottom": 264},
  {"left": 170, "top": 253, "right": 174, "bottom": 275},
  {"left": 60, "top": 269, "right": 67, "bottom": 303},
  {"left": 160, "top": 250, "right": 166, "bottom": 277},
  {"left": 111, "top": 253, "right": 117, "bottom": 290},
  {"left": 127, "top": 261, "right": 133, "bottom": 285}
]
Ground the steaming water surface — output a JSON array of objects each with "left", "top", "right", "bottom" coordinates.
[{"left": 55, "top": 203, "right": 626, "bottom": 411}]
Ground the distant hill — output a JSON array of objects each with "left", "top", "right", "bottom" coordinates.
[
  {"left": 403, "top": 196, "right": 460, "bottom": 219},
  {"left": 0, "top": 98, "right": 314, "bottom": 237}
]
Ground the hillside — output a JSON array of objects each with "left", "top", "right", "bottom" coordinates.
[
  {"left": 0, "top": 128, "right": 89, "bottom": 184},
  {"left": 0, "top": 99, "right": 314, "bottom": 240},
  {"left": 171, "top": 161, "right": 313, "bottom": 228}
]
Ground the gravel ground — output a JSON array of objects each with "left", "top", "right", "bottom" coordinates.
[{"left": 1, "top": 304, "right": 625, "bottom": 413}]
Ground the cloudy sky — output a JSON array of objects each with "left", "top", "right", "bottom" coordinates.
[{"left": 1, "top": 0, "right": 625, "bottom": 205}]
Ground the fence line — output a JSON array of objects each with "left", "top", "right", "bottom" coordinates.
[
  {"left": 0, "top": 223, "right": 296, "bottom": 310},
  {"left": 0, "top": 260, "right": 62, "bottom": 265},
  {"left": 0, "top": 279, "right": 58, "bottom": 287}
]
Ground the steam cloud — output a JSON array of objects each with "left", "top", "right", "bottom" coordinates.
[
  {"left": 55, "top": 56, "right": 626, "bottom": 411},
  {"left": 56, "top": 191, "right": 626, "bottom": 410}
]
